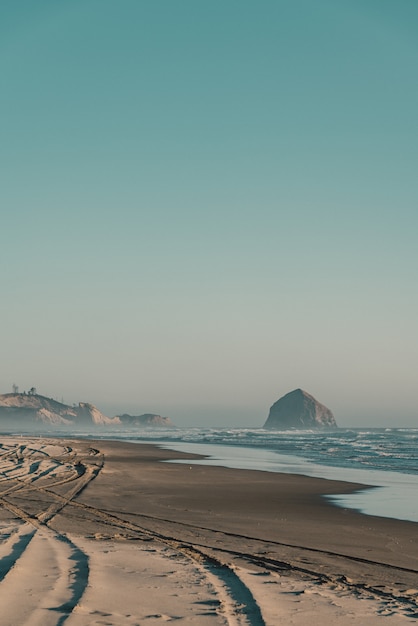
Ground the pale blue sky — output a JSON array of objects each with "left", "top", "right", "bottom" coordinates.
[{"left": 1, "top": 1, "right": 417, "bottom": 426}]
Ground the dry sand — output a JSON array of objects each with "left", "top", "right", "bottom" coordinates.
[{"left": 0, "top": 437, "right": 416, "bottom": 625}]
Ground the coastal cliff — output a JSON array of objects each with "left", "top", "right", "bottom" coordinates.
[
  {"left": 0, "top": 393, "right": 172, "bottom": 429},
  {"left": 117, "top": 413, "right": 173, "bottom": 427}
]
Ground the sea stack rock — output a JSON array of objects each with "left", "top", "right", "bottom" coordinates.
[{"left": 264, "top": 389, "right": 337, "bottom": 429}]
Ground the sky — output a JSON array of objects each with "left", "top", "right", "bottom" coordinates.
[{"left": 1, "top": 1, "right": 417, "bottom": 427}]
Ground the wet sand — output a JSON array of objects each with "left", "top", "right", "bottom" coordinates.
[{"left": 0, "top": 437, "right": 417, "bottom": 625}]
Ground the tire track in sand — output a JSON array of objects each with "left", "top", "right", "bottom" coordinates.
[
  {"left": 0, "top": 525, "right": 88, "bottom": 626},
  {"left": 0, "top": 440, "right": 95, "bottom": 626},
  {"left": 0, "top": 439, "right": 265, "bottom": 626}
]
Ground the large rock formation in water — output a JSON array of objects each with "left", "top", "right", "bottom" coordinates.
[{"left": 264, "top": 389, "right": 337, "bottom": 429}]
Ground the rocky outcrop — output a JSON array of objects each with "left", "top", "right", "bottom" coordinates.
[
  {"left": 0, "top": 393, "right": 78, "bottom": 426},
  {"left": 264, "top": 389, "right": 337, "bottom": 429},
  {"left": 117, "top": 413, "right": 173, "bottom": 427},
  {"left": 76, "top": 402, "right": 120, "bottom": 426},
  {"left": 0, "top": 393, "right": 174, "bottom": 429}
]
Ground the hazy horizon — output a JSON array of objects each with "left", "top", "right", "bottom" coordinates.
[
  {"left": 1, "top": 386, "right": 416, "bottom": 429},
  {"left": 1, "top": 2, "right": 417, "bottom": 428}
]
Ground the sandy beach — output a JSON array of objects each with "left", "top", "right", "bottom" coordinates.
[{"left": 0, "top": 437, "right": 416, "bottom": 625}]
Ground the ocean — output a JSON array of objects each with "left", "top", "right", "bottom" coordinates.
[{"left": 83, "top": 426, "right": 418, "bottom": 524}]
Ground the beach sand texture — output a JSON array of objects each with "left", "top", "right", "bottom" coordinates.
[{"left": 0, "top": 437, "right": 416, "bottom": 625}]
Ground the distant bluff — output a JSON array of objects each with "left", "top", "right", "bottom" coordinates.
[
  {"left": 264, "top": 389, "right": 337, "bottom": 429},
  {"left": 0, "top": 393, "right": 173, "bottom": 429},
  {"left": 117, "top": 413, "right": 173, "bottom": 427},
  {"left": 0, "top": 393, "right": 119, "bottom": 427}
]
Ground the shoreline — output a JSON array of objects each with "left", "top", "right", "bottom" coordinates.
[
  {"left": 0, "top": 436, "right": 417, "bottom": 625},
  {"left": 151, "top": 439, "right": 418, "bottom": 523}
]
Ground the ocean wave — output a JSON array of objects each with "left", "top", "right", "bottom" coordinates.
[{"left": 83, "top": 426, "right": 418, "bottom": 477}]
